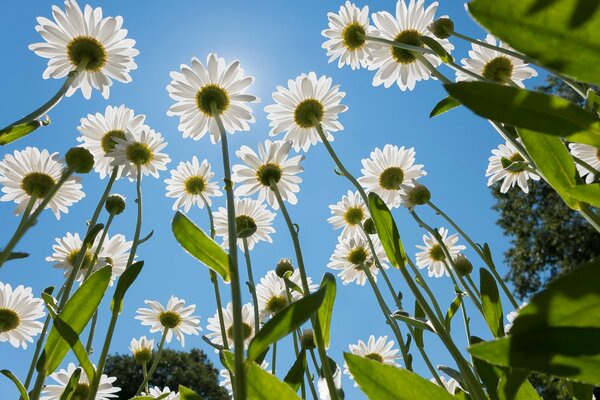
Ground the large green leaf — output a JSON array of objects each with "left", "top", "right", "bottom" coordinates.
[
  {"left": 247, "top": 286, "right": 326, "bottom": 362},
  {"left": 37, "top": 266, "right": 111, "bottom": 376},
  {"left": 468, "top": 0, "right": 600, "bottom": 85},
  {"left": 0, "top": 370, "right": 29, "bottom": 400},
  {"left": 111, "top": 260, "right": 144, "bottom": 312},
  {"left": 368, "top": 192, "right": 407, "bottom": 268},
  {"left": 444, "top": 82, "right": 600, "bottom": 148},
  {"left": 565, "top": 184, "right": 600, "bottom": 208},
  {"left": 480, "top": 268, "right": 505, "bottom": 337},
  {"left": 247, "top": 361, "right": 301, "bottom": 400},
  {"left": 470, "top": 336, "right": 501, "bottom": 400},
  {"left": 283, "top": 349, "right": 306, "bottom": 392},
  {"left": 344, "top": 353, "right": 454, "bottom": 399},
  {"left": 317, "top": 273, "right": 336, "bottom": 349},
  {"left": 0, "top": 116, "right": 49, "bottom": 145},
  {"left": 172, "top": 212, "right": 230, "bottom": 282},
  {"left": 179, "top": 385, "right": 204, "bottom": 400},
  {"left": 497, "top": 369, "right": 541, "bottom": 400}
]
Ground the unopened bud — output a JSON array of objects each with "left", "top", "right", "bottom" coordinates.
[
  {"left": 454, "top": 254, "right": 473, "bottom": 276},
  {"left": 65, "top": 147, "right": 94, "bottom": 173},
  {"left": 105, "top": 194, "right": 126, "bottom": 215},
  {"left": 428, "top": 18, "right": 454, "bottom": 39},
  {"left": 276, "top": 258, "right": 294, "bottom": 278}
]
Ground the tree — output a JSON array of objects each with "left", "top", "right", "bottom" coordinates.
[{"left": 104, "top": 348, "right": 229, "bottom": 400}]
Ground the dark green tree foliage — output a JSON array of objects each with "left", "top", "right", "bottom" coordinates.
[{"left": 104, "top": 348, "right": 229, "bottom": 400}]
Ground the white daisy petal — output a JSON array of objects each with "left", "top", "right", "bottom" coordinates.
[
  {"left": 486, "top": 140, "right": 539, "bottom": 194},
  {"left": 0, "top": 282, "right": 45, "bottom": 349},
  {"left": 207, "top": 302, "right": 256, "bottom": 350},
  {"left": 165, "top": 156, "right": 222, "bottom": 212},
  {"left": 41, "top": 362, "right": 120, "bottom": 400},
  {"left": 343, "top": 335, "right": 401, "bottom": 386},
  {"left": 415, "top": 227, "right": 466, "bottom": 278}
]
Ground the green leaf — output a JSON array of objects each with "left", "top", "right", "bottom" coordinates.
[
  {"left": 572, "top": 382, "right": 594, "bottom": 400},
  {"left": 219, "top": 350, "right": 234, "bottom": 371},
  {"left": 59, "top": 367, "right": 81, "bottom": 400},
  {"left": 172, "top": 211, "right": 230, "bottom": 282},
  {"left": 413, "top": 301, "right": 426, "bottom": 349},
  {"left": 444, "top": 82, "right": 600, "bottom": 148},
  {"left": 468, "top": 0, "right": 600, "bottom": 86},
  {"left": 37, "top": 266, "right": 111, "bottom": 376},
  {"left": 419, "top": 36, "right": 453, "bottom": 63},
  {"left": 444, "top": 290, "right": 464, "bottom": 333},
  {"left": 368, "top": 192, "right": 407, "bottom": 268},
  {"left": 497, "top": 368, "right": 540, "bottom": 400},
  {"left": 436, "top": 365, "right": 466, "bottom": 390},
  {"left": 247, "top": 360, "right": 301, "bottom": 400},
  {"left": 283, "top": 349, "right": 306, "bottom": 392},
  {"left": 111, "top": 260, "right": 144, "bottom": 313},
  {"left": 565, "top": 183, "right": 600, "bottom": 208},
  {"left": 317, "top": 273, "right": 336, "bottom": 349},
  {"left": 391, "top": 311, "right": 435, "bottom": 333},
  {"left": 470, "top": 336, "right": 501, "bottom": 400},
  {"left": 83, "top": 223, "right": 104, "bottom": 247},
  {"left": 480, "top": 268, "right": 505, "bottom": 337},
  {"left": 344, "top": 353, "right": 454, "bottom": 399},
  {"left": 518, "top": 128, "right": 580, "bottom": 209},
  {"left": 430, "top": 96, "right": 461, "bottom": 118},
  {"left": 179, "top": 385, "right": 204, "bottom": 400},
  {"left": 247, "top": 285, "right": 327, "bottom": 362},
  {"left": 1, "top": 369, "right": 29, "bottom": 400},
  {"left": 500, "top": 157, "right": 529, "bottom": 173},
  {"left": 0, "top": 116, "right": 49, "bottom": 145},
  {"left": 5, "top": 252, "right": 28, "bottom": 261}
]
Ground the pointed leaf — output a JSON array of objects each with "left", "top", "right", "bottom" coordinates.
[
  {"left": 419, "top": 36, "right": 453, "bottom": 63},
  {"left": 368, "top": 192, "right": 407, "bottom": 268},
  {"left": 247, "top": 285, "right": 326, "bottom": 362},
  {"left": 565, "top": 184, "right": 600, "bottom": 208},
  {"left": 179, "top": 385, "right": 204, "bottom": 400},
  {"left": 111, "top": 260, "right": 144, "bottom": 313},
  {"left": 172, "top": 212, "right": 230, "bottom": 282},
  {"left": 480, "top": 268, "right": 505, "bottom": 337},
  {"left": 283, "top": 349, "right": 306, "bottom": 392},
  {"left": 437, "top": 365, "right": 466, "bottom": 389},
  {"left": 317, "top": 273, "right": 336, "bottom": 349},
  {"left": 5, "top": 252, "right": 28, "bottom": 261},
  {"left": 430, "top": 96, "right": 461, "bottom": 118},
  {"left": 344, "top": 353, "right": 454, "bottom": 399},
  {"left": 470, "top": 336, "right": 501, "bottom": 400},
  {"left": 247, "top": 360, "right": 301, "bottom": 400},
  {"left": 0, "top": 117, "right": 49, "bottom": 145},
  {"left": 59, "top": 367, "right": 81, "bottom": 400},
  {"left": 414, "top": 301, "right": 426, "bottom": 348},
  {"left": 444, "top": 291, "right": 464, "bottom": 333},
  {"left": 391, "top": 312, "right": 435, "bottom": 333},
  {"left": 1, "top": 370, "right": 29, "bottom": 400},
  {"left": 497, "top": 368, "right": 540, "bottom": 400}
]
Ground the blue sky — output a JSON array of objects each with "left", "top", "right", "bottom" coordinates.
[{"left": 0, "top": 1, "right": 540, "bottom": 398}]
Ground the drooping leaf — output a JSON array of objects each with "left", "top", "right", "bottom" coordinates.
[
  {"left": 178, "top": 385, "right": 204, "bottom": 400},
  {"left": 247, "top": 360, "right": 301, "bottom": 400},
  {"left": 413, "top": 301, "right": 426, "bottom": 349},
  {"left": 5, "top": 252, "right": 28, "bottom": 261},
  {"left": 317, "top": 273, "right": 336, "bottom": 349},
  {"left": 444, "top": 82, "right": 600, "bottom": 148},
  {"left": 1, "top": 369, "right": 29, "bottom": 400},
  {"left": 283, "top": 349, "right": 306, "bottom": 392},
  {"left": 368, "top": 192, "right": 407, "bottom": 268},
  {"left": 247, "top": 286, "right": 326, "bottom": 362},
  {"left": 59, "top": 367, "right": 81, "bottom": 400},
  {"left": 172, "top": 212, "right": 230, "bottom": 282},
  {"left": 0, "top": 116, "right": 49, "bottom": 145},
  {"left": 480, "top": 268, "right": 505, "bottom": 337},
  {"left": 419, "top": 36, "right": 453, "bottom": 63},
  {"left": 430, "top": 96, "right": 461, "bottom": 118},
  {"left": 111, "top": 260, "right": 144, "bottom": 313},
  {"left": 468, "top": 0, "right": 600, "bottom": 85},
  {"left": 37, "top": 266, "right": 111, "bottom": 376},
  {"left": 444, "top": 291, "right": 464, "bottom": 333},
  {"left": 391, "top": 311, "right": 435, "bottom": 333},
  {"left": 518, "top": 128, "right": 580, "bottom": 209},
  {"left": 344, "top": 353, "right": 454, "bottom": 399}
]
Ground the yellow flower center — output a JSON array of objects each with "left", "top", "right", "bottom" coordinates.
[
  {"left": 342, "top": 22, "right": 366, "bottom": 50},
  {"left": 67, "top": 36, "right": 107, "bottom": 71},
  {"left": 195, "top": 84, "right": 230, "bottom": 117}
]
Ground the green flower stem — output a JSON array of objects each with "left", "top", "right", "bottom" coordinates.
[
  {"left": 142, "top": 362, "right": 149, "bottom": 394},
  {"left": 242, "top": 237, "right": 261, "bottom": 334},
  {"left": 211, "top": 102, "right": 245, "bottom": 400},
  {"left": 135, "top": 328, "right": 169, "bottom": 396},
  {"left": 0, "top": 168, "right": 74, "bottom": 269},
  {"left": 29, "top": 366, "right": 46, "bottom": 400},
  {"left": 445, "top": 260, "right": 483, "bottom": 314},
  {"left": 271, "top": 341, "right": 277, "bottom": 375},
  {"left": 90, "top": 168, "right": 119, "bottom": 230},
  {"left": 465, "top": 274, "right": 481, "bottom": 299},
  {"left": 405, "top": 256, "right": 445, "bottom": 322},
  {"left": 269, "top": 179, "right": 339, "bottom": 400},
  {"left": 460, "top": 299, "right": 474, "bottom": 365},
  {"left": 363, "top": 34, "right": 435, "bottom": 56},
  {"left": 580, "top": 204, "right": 600, "bottom": 233},
  {"left": 414, "top": 53, "right": 453, "bottom": 85},
  {"left": 572, "top": 155, "right": 600, "bottom": 181},
  {"left": 201, "top": 194, "right": 229, "bottom": 350},
  {"left": 83, "top": 212, "right": 115, "bottom": 283},
  {"left": 0, "top": 191, "right": 36, "bottom": 271},
  {"left": 125, "top": 166, "right": 144, "bottom": 269},
  {"left": 1, "top": 59, "right": 89, "bottom": 131},
  {"left": 85, "top": 311, "right": 99, "bottom": 354}
]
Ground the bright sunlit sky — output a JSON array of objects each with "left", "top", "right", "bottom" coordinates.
[{"left": 0, "top": 1, "right": 541, "bottom": 398}]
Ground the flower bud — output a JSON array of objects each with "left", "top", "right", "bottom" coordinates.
[
  {"left": 105, "top": 194, "right": 126, "bottom": 215},
  {"left": 428, "top": 18, "right": 454, "bottom": 39},
  {"left": 65, "top": 147, "right": 94, "bottom": 173},
  {"left": 300, "top": 329, "right": 316, "bottom": 350},
  {"left": 276, "top": 258, "right": 294, "bottom": 278},
  {"left": 401, "top": 184, "right": 431, "bottom": 208},
  {"left": 363, "top": 218, "right": 377, "bottom": 235},
  {"left": 454, "top": 253, "right": 473, "bottom": 276}
]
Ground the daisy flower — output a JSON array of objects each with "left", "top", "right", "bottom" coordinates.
[
  {"left": 569, "top": 143, "right": 600, "bottom": 184},
  {"left": 486, "top": 140, "right": 540, "bottom": 194},
  {"left": 143, "top": 386, "right": 179, "bottom": 400},
  {"left": 255, "top": 270, "right": 317, "bottom": 320},
  {"left": 431, "top": 376, "right": 460, "bottom": 395},
  {"left": 328, "top": 235, "right": 388, "bottom": 286},
  {"left": 456, "top": 34, "right": 537, "bottom": 87},
  {"left": 344, "top": 335, "right": 401, "bottom": 386},
  {"left": 322, "top": 2, "right": 380, "bottom": 70},
  {"left": 165, "top": 156, "right": 222, "bottom": 212},
  {"left": 206, "top": 302, "right": 255, "bottom": 350},
  {"left": 232, "top": 140, "right": 303, "bottom": 209},
  {"left": 77, "top": 105, "right": 146, "bottom": 179},
  {"left": 166, "top": 53, "right": 258, "bottom": 143},
  {"left": 265, "top": 72, "right": 347, "bottom": 152},
  {"left": 213, "top": 198, "right": 276, "bottom": 251},
  {"left": 219, "top": 361, "right": 269, "bottom": 396},
  {"left": 135, "top": 296, "right": 201, "bottom": 347},
  {"left": 317, "top": 363, "right": 343, "bottom": 400},
  {"left": 328, "top": 190, "right": 370, "bottom": 240},
  {"left": 40, "top": 362, "right": 120, "bottom": 400},
  {"left": 129, "top": 336, "right": 154, "bottom": 364},
  {"left": 109, "top": 126, "right": 170, "bottom": 181},
  {"left": 415, "top": 227, "right": 465, "bottom": 278},
  {"left": 369, "top": 0, "right": 454, "bottom": 91},
  {"left": 358, "top": 144, "right": 426, "bottom": 208},
  {"left": 46, "top": 232, "right": 100, "bottom": 281},
  {"left": 0, "top": 282, "right": 45, "bottom": 349},
  {"left": 505, "top": 302, "right": 528, "bottom": 334},
  {"left": 29, "top": 0, "right": 138, "bottom": 99},
  {"left": 0, "top": 147, "right": 85, "bottom": 219},
  {"left": 98, "top": 233, "right": 133, "bottom": 282}
]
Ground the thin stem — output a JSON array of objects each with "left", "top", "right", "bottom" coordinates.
[
  {"left": 87, "top": 309, "right": 120, "bottom": 400},
  {"left": 572, "top": 155, "right": 600, "bottom": 181},
  {"left": 23, "top": 313, "right": 51, "bottom": 390},
  {"left": 126, "top": 166, "right": 143, "bottom": 269},
  {"left": 406, "top": 256, "right": 445, "bottom": 321},
  {"left": 211, "top": 103, "right": 245, "bottom": 400},
  {"left": 83, "top": 212, "right": 115, "bottom": 283},
  {"left": 285, "top": 282, "right": 312, "bottom": 400},
  {"left": 2, "top": 59, "right": 88, "bottom": 130},
  {"left": 90, "top": 168, "right": 119, "bottom": 229},
  {"left": 460, "top": 299, "right": 474, "bottom": 365},
  {"left": 135, "top": 328, "right": 169, "bottom": 396},
  {"left": 242, "top": 237, "right": 261, "bottom": 334},
  {"left": 85, "top": 312, "right": 99, "bottom": 354},
  {"left": 363, "top": 34, "right": 435, "bottom": 56},
  {"left": 0, "top": 191, "right": 36, "bottom": 271},
  {"left": 465, "top": 274, "right": 481, "bottom": 299},
  {"left": 580, "top": 203, "right": 600, "bottom": 233},
  {"left": 415, "top": 53, "right": 452, "bottom": 84},
  {"left": 29, "top": 369, "right": 46, "bottom": 400},
  {"left": 271, "top": 342, "right": 277, "bottom": 375},
  {"left": 142, "top": 363, "right": 149, "bottom": 394}
]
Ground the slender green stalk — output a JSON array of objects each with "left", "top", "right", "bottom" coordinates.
[
  {"left": 142, "top": 363, "right": 149, "bottom": 394},
  {"left": 363, "top": 35, "right": 434, "bottom": 55},
  {"left": 271, "top": 341, "right": 277, "bottom": 375},
  {"left": 405, "top": 256, "right": 445, "bottom": 321},
  {"left": 90, "top": 168, "right": 119, "bottom": 229},
  {"left": 427, "top": 200, "right": 519, "bottom": 308},
  {"left": 135, "top": 328, "right": 169, "bottom": 395},
  {"left": 1, "top": 59, "right": 89, "bottom": 130},
  {"left": 0, "top": 169, "right": 74, "bottom": 268},
  {"left": 270, "top": 180, "right": 339, "bottom": 400},
  {"left": 445, "top": 260, "right": 483, "bottom": 314},
  {"left": 83, "top": 212, "right": 115, "bottom": 283},
  {"left": 23, "top": 311, "right": 51, "bottom": 390},
  {"left": 572, "top": 155, "right": 600, "bottom": 180},
  {"left": 87, "top": 308, "right": 119, "bottom": 400},
  {"left": 580, "top": 203, "right": 600, "bottom": 233},
  {"left": 201, "top": 194, "right": 229, "bottom": 350},
  {"left": 460, "top": 300, "right": 474, "bottom": 365},
  {"left": 242, "top": 237, "right": 260, "bottom": 334},
  {"left": 415, "top": 53, "right": 452, "bottom": 84},
  {"left": 85, "top": 312, "right": 99, "bottom": 354},
  {"left": 0, "top": 192, "right": 36, "bottom": 271},
  {"left": 29, "top": 367, "right": 46, "bottom": 400},
  {"left": 125, "top": 166, "right": 143, "bottom": 269},
  {"left": 465, "top": 274, "right": 481, "bottom": 299},
  {"left": 211, "top": 103, "right": 245, "bottom": 399}
]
